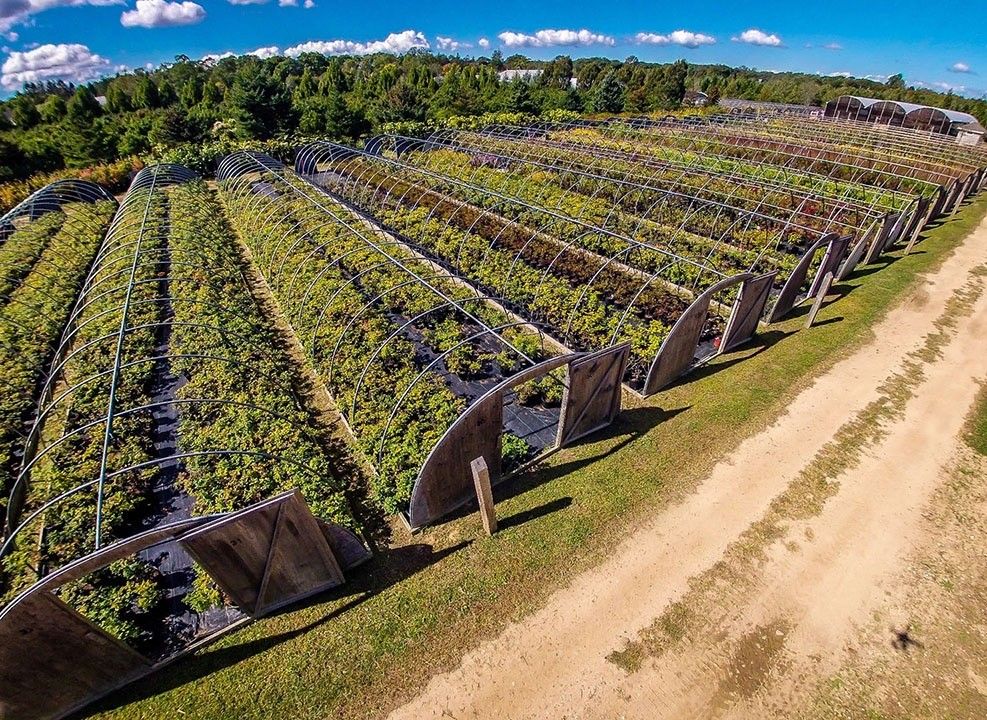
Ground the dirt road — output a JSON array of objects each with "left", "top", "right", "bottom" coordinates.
[{"left": 386, "top": 215, "right": 987, "bottom": 720}]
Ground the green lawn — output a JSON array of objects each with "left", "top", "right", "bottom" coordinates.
[{"left": 91, "top": 194, "right": 987, "bottom": 720}]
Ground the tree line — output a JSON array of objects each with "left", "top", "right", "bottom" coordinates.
[{"left": 0, "top": 50, "right": 984, "bottom": 181}]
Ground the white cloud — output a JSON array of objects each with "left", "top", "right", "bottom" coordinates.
[
  {"left": 823, "top": 42, "right": 842, "bottom": 50},
  {"left": 303, "top": 0, "right": 313, "bottom": 6},
  {"left": 436, "top": 35, "right": 471, "bottom": 52},
  {"left": 284, "top": 29, "right": 429, "bottom": 57},
  {"left": 634, "top": 30, "right": 715, "bottom": 48},
  {"left": 1, "top": 0, "right": 125, "bottom": 32},
  {"left": 478, "top": 37, "right": 489, "bottom": 49},
  {"left": 732, "top": 28, "right": 783, "bottom": 47},
  {"left": 497, "top": 28, "right": 615, "bottom": 49},
  {"left": 120, "top": 0, "right": 204, "bottom": 27},
  {"left": 1, "top": 42, "right": 111, "bottom": 90},
  {"left": 949, "top": 62, "right": 972, "bottom": 74},
  {"left": 201, "top": 50, "right": 235, "bottom": 63},
  {"left": 250, "top": 45, "right": 280, "bottom": 58},
  {"left": 827, "top": 71, "right": 853, "bottom": 78}
]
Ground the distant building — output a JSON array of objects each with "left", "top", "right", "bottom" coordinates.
[
  {"left": 824, "top": 95, "right": 983, "bottom": 139},
  {"left": 497, "top": 68, "right": 578, "bottom": 88},
  {"left": 497, "top": 68, "right": 543, "bottom": 83},
  {"left": 683, "top": 90, "right": 709, "bottom": 107}
]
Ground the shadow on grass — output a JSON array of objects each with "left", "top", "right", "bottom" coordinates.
[
  {"left": 83, "top": 539, "right": 471, "bottom": 716},
  {"left": 499, "top": 496, "right": 573, "bottom": 530},
  {"left": 657, "top": 327, "right": 797, "bottom": 394}
]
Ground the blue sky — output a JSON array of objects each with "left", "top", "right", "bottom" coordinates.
[{"left": 1, "top": 0, "right": 984, "bottom": 96}]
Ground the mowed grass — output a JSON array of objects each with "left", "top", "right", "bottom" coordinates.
[
  {"left": 967, "top": 383, "right": 987, "bottom": 456},
  {"left": 90, "top": 195, "right": 987, "bottom": 720}
]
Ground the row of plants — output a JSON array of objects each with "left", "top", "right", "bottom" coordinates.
[
  {"left": 0, "top": 212, "right": 66, "bottom": 304},
  {"left": 161, "top": 180, "right": 362, "bottom": 610},
  {"left": 309, "top": 159, "right": 686, "bottom": 383},
  {"left": 709, "top": 117, "right": 977, "bottom": 178},
  {"left": 326, "top": 152, "right": 737, "bottom": 291},
  {"left": 2, "top": 188, "right": 170, "bottom": 645},
  {"left": 551, "top": 127, "right": 911, "bottom": 213},
  {"left": 404, "top": 147, "right": 803, "bottom": 279},
  {"left": 0, "top": 202, "right": 116, "bottom": 517},
  {"left": 606, "top": 125, "right": 937, "bottom": 199},
  {"left": 0, "top": 157, "right": 143, "bottom": 215},
  {"left": 219, "top": 171, "right": 549, "bottom": 512},
  {"left": 439, "top": 131, "right": 876, "bottom": 240}
]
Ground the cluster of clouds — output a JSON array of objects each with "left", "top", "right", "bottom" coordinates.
[
  {"left": 634, "top": 31, "right": 715, "bottom": 48},
  {"left": 0, "top": 0, "right": 318, "bottom": 34},
  {"left": 120, "top": 0, "right": 204, "bottom": 28},
  {"left": 203, "top": 29, "right": 431, "bottom": 62},
  {"left": 731, "top": 29, "right": 783, "bottom": 47},
  {"left": 0, "top": 41, "right": 111, "bottom": 89},
  {"left": 498, "top": 29, "right": 615, "bottom": 49}
]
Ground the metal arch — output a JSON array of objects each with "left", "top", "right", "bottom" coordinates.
[
  {"left": 0, "top": 179, "right": 116, "bottom": 230},
  {"left": 1, "top": 448, "right": 334, "bottom": 564},
  {"left": 376, "top": 319, "right": 552, "bottom": 463},
  {"left": 398, "top": 133, "right": 810, "bottom": 289},
  {"left": 558, "top": 119, "right": 941, "bottom": 204},
  {"left": 5, "top": 388, "right": 305, "bottom": 535},
  {"left": 311, "top": 147, "right": 544, "bottom": 304},
  {"left": 222, "top": 152, "right": 538, "bottom": 370},
  {"left": 727, "top": 114, "right": 983, "bottom": 179},
  {"left": 296, "top": 140, "right": 716, "bottom": 350},
  {"left": 12, "top": 295, "right": 304, "bottom": 476},
  {"left": 399, "top": 133, "right": 836, "bottom": 254},
  {"left": 4, "top": 166, "right": 354, "bottom": 598},
  {"left": 540, "top": 119, "right": 932, "bottom": 228},
  {"left": 320, "top": 146, "right": 673, "bottom": 372},
  {"left": 129, "top": 164, "right": 199, "bottom": 191},
  {"left": 296, "top": 140, "right": 723, "bottom": 281},
  {"left": 322, "top": 271, "right": 479, "bottom": 390},
  {"left": 698, "top": 116, "right": 969, "bottom": 183},
  {"left": 604, "top": 120, "right": 944, "bottom": 202},
  {"left": 453, "top": 133, "right": 872, "bottom": 239},
  {"left": 502, "top": 120, "right": 914, "bottom": 214},
  {"left": 432, "top": 125, "right": 881, "bottom": 235},
  {"left": 349, "top": 294, "right": 519, "bottom": 423}
]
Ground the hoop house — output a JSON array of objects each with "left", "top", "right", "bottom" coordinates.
[
  {"left": 562, "top": 119, "right": 951, "bottom": 215},
  {"left": 0, "top": 180, "right": 117, "bottom": 516},
  {"left": 1, "top": 165, "right": 364, "bottom": 665},
  {"left": 431, "top": 126, "right": 920, "bottom": 276},
  {"left": 217, "top": 151, "right": 628, "bottom": 529}
]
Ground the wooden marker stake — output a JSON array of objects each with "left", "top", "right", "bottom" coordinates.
[{"left": 470, "top": 456, "right": 497, "bottom": 536}]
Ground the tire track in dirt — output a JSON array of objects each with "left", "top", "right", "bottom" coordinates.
[{"left": 386, "top": 216, "right": 987, "bottom": 720}]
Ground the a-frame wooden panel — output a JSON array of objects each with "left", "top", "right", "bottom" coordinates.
[
  {"left": 180, "top": 490, "right": 344, "bottom": 617},
  {"left": 557, "top": 344, "right": 629, "bottom": 446},
  {"left": 719, "top": 272, "right": 776, "bottom": 353},
  {"left": 0, "top": 591, "right": 150, "bottom": 720}
]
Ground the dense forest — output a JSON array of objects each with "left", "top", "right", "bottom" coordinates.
[{"left": 1, "top": 49, "right": 985, "bottom": 182}]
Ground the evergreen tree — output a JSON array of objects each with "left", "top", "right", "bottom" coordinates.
[
  {"left": 591, "top": 70, "right": 624, "bottom": 113},
  {"left": 65, "top": 87, "right": 103, "bottom": 125}
]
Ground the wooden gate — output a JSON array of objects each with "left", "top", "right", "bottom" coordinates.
[
  {"left": 180, "top": 490, "right": 347, "bottom": 618},
  {"left": 0, "top": 491, "right": 368, "bottom": 720},
  {"left": 556, "top": 344, "right": 629, "bottom": 446}
]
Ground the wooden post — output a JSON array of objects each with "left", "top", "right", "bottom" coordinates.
[
  {"left": 470, "top": 456, "right": 497, "bottom": 536},
  {"left": 805, "top": 271, "right": 834, "bottom": 329}
]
